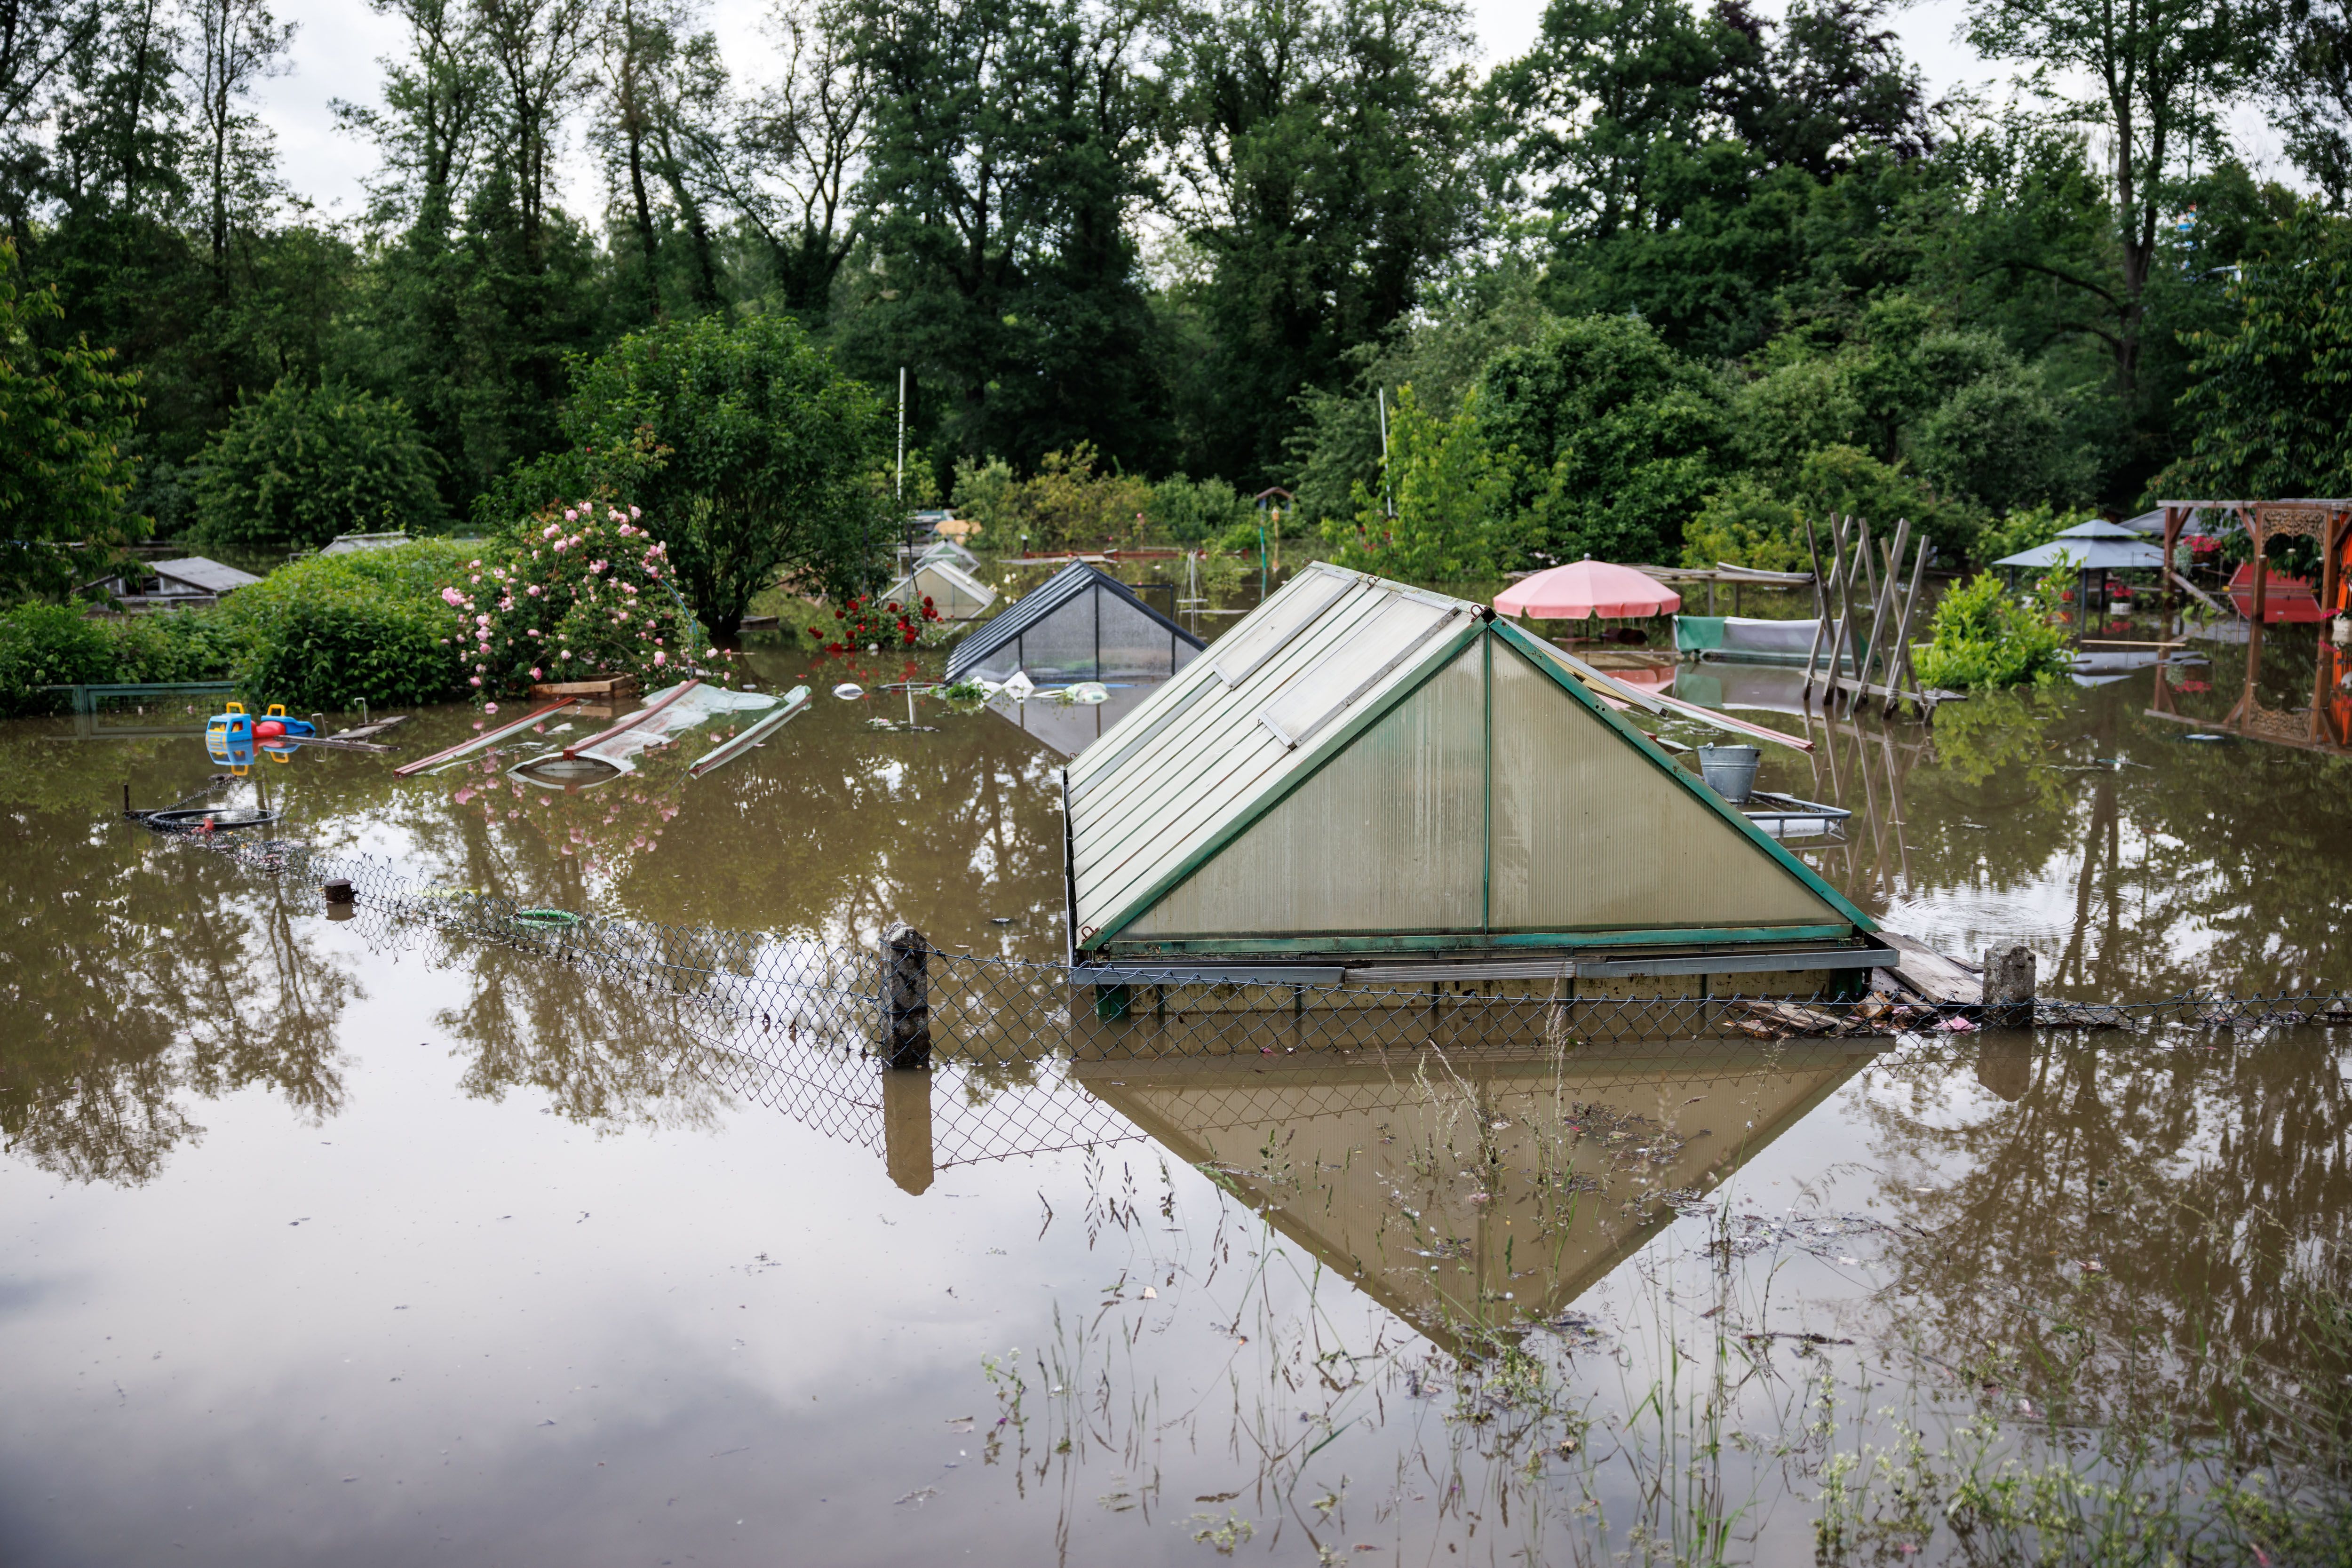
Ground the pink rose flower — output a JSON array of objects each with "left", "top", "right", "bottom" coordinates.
[
  {"left": 469, "top": 676, "right": 481, "bottom": 686},
  {"left": 531, "top": 667, "right": 543, "bottom": 679},
  {"left": 653, "top": 650, "right": 667, "bottom": 666}
]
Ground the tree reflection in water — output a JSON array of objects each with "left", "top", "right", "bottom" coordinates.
[{"left": 0, "top": 745, "right": 357, "bottom": 1186}]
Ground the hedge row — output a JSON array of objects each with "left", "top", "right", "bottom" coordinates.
[{"left": 0, "top": 540, "right": 477, "bottom": 717}]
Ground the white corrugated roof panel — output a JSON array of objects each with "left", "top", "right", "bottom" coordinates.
[{"left": 1067, "top": 564, "right": 1483, "bottom": 946}]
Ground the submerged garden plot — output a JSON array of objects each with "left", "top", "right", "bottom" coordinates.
[{"left": 4, "top": 633, "right": 2352, "bottom": 1565}]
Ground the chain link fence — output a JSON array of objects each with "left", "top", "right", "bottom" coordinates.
[{"left": 131, "top": 803, "right": 2352, "bottom": 1179}]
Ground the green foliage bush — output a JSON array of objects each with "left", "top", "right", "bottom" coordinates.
[
  {"left": 1679, "top": 479, "right": 1815, "bottom": 572},
  {"left": 190, "top": 379, "right": 446, "bottom": 554},
  {"left": 1147, "top": 474, "right": 1255, "bottom": 544},
  {"left": 1914, "top": 566, "right": 2074, "bottom": 690},
  {"left": 223, "top": 541, "right": 475, "bottom": 710},
  {"left": 545, "top": 309, "right": 896, "bottom": 638},
  {"left": 0, "top": 604, "right": 244, "bottom": 716},
  {"left": 0, "top": 605, "right": 115, "bottom": 715}
]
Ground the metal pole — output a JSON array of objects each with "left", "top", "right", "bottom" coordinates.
[
  {"left": 895, "top": 368, "right": 906, "bottom": 502},
  {"left": 1376, "top": 389, "right": 1393, "bottom": 520}
]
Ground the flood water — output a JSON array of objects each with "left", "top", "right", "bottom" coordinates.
[{"left": 5, "top": 576, "right": 2351, "bottom": 1565}]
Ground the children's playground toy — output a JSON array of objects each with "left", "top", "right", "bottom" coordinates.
[{"left": 205, "top": 702, "right": 314, "bottom": 773}]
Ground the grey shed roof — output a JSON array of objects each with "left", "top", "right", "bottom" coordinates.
[
  {"left": 1064, "top": 562, "right": 1875, "bottom": 965},
  {"left": 151, "top": 557, "right": 262, "bottom": 593},
  {"left": 947, "top": 561, "right": 1204, "bottom": 682}
]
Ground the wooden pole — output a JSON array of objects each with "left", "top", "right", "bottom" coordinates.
[
  {"left": 2243, "top": 509, "right": 2271, "bottom": 736},
  {"left": 1828, "top": 520, "right": 1866, "bottom": 714},
  {"left": 880, "top": 921, "right": 931, "bottom": 1068},
  {"left": 1854, "top": 517, "right": 1911, "bottom": 700},
  {"left": 1884, "top": 533, "right": 1931, "bottom": 717},
  {"left": 1798, "top": 514, "right": 1837, "bottom": 697}
]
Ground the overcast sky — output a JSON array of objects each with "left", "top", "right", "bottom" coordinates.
[{"left": 258, "top": 0, "right": 2278, "bottom": 227}]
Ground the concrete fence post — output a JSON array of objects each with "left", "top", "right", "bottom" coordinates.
[
  {"left": 1981, "top": 945, "right": 2035, "bottom": 1028},
  {"left": 881, "top": 921, "right": 931, "bottom": 1068}
]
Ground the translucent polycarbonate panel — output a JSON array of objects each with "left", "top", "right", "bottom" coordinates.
[
  {"left": 1012, "top": 590, "right": 1100, "bottom": 677},
  {"left": 909, "top": 562, "right": 996, "bottom": 620},
  {"left": 1095, "top": 589, "right": 1184, "bottom": 676},
  {"left": 1129, "top": 644, "right": 1484, "bottom": 939},
  {"left": 1209, "top": 568, "right": 1353, "bottom": 685},
  {"left": 1256, "top": 595, "right": 1455, "bottom": 748},
  {"left": 1487, "top": 645, "right": 1836, "bottom": 933},
  {"left": 1073, "top": 587, "right": 1423, "bottom": 934}
]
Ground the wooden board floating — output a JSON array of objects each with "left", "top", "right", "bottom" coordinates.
[
  {"left": 529, "top": 676, "right": 640, "bottom": 699},
  {"left": 1879, "top": 931, "right": 1981, "bottom": 1007}
]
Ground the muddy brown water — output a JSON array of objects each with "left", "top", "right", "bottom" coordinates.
[{"left": 4, "top": 588, "right": 2351, "bottom": 1564}]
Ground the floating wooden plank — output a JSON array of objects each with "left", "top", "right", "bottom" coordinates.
[
  {"left": 392, "top": 699, "right": 577, "bottom": 777},
  {"left": 530, "top": 676, "right": 639, "bottom": 699},
  {"left": 1879, "top": 931, "right": 1980, "bottom": 1006},
  {"left": 2168, "top": 570, "right": 2228, "bottom": 618},
  {"left": 688, "top": 685, "right": 811, "bottom": 778},
  {"left": 562, "top": 680, "right": 700, "bottom": 760},
  {"left": 327, "top": 714, "right": 408, "bottom": 741}
]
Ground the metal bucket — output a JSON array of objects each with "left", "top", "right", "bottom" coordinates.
[{"left": 1697, "top": 744, "right": 1761, "bottom": 804}]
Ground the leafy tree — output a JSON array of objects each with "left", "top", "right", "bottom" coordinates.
[
  {"left": 1678, "top": 476, "right": 1813, "bottom": 570},
  {"left": 2159, "top": 206, "right": 2352, "bottom": 498},
  {"left": 1156, "top": 0, "right": 1481, "bottom": 482},
  {"left": 1965, "top": 0, "right": 2279, "bottom": 399},
  {"left": 0, "top": 237, "right": 146, "bottom": 600},
  {"left": 188, "top": 378, "right": 446, "bottom": 552},
  {"left": 1327, "top": 383, "right": 1516, "bottom": 580},
  {"left": 1475, "top": 312, "right": 1724, "bottom": 564},
  {"left": 2273, "top": 0, "right": 2352, "bottom": 204},
  {"left": 553, "top": 307, "right": 894, "bottom": 641},
  {"left": 842, "top": 0, "right": 1164, "bottom": 473}
]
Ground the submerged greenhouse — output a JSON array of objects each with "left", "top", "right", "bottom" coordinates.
[
  {"left": 1062, "top": 563, "right": 1887, "bottom": 988},
  {"left": 882, "top": 558, "right": 996, "bottom": 621},
  {"left": 946, "top": 562, "right": 1203, "bottom": 683}
]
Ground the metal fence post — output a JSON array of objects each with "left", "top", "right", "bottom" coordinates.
[{"left": 881, "top": 921, "right": 931, "bottom": 1068}]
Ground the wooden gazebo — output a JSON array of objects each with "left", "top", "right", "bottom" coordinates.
[{"left": 2151, "top": 499, "right": 2352, "bottom": 750}]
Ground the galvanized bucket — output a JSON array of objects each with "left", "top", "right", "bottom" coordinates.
[{"left": 1697, "top": 744, "right": 1761, "bottom": 804}]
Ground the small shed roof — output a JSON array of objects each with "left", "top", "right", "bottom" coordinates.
[
  {"left": 1064, "top": 562, "right": 1874, "bottom": 965},
  {"left": 947, "top": 561, "right": 1204, "bottom": 682},
  {"left": 151, "top": 557, "right": 262, "bottom": 594},
  {"left": 882, "top": 558, "right": 996, "bottom": 621},
  {"left": 320, "top": 533, "right": 414, "bottom": 555}
]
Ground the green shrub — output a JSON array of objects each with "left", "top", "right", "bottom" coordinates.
[
  {"left": 0, "top": 604, "right": 116, "bottom": 715},
  {"left": 1914, "top": 566, "right": 2073, "bottom": 690},
  {"left": 1679, "top": 478, "right": 1815, "bottom": 571},
  {"left": 1148, "top": 474, "right": 1254, "bottom": 544},
  {"left": 190, "top": 379, "right": 446, "bottom": 554},
  {"left": 107, "top": 610, "right": 243, "bottom": 685},
  {"left": 223, "top": 540, "right": 474, "bottom": 710}
]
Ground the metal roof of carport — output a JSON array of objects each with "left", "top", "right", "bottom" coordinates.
[{"left": 1063, "top": 562, "right": 1876, "bottom": 963}]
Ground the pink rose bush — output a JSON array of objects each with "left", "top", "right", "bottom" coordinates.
[{"left": 439, "top": 499, "right": 728, "bottom": 704}]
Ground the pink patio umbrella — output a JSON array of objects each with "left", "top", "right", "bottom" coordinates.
[{"left": 1494, "top": 558, "right": 1680, "bottom": 621}]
